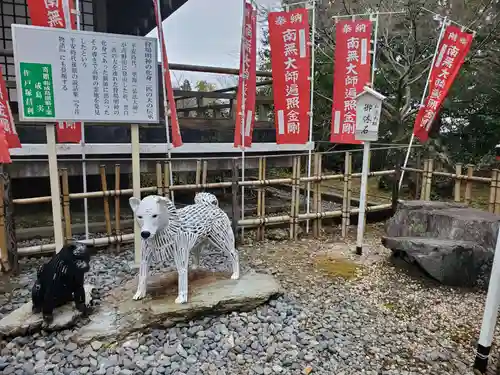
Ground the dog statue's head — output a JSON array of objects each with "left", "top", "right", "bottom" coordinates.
[{"left": 129, "top": 195, "right": 171, "bottom": 240}]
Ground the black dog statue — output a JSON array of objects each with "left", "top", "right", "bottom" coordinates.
[{"left": 31, "top": 242, "right": 92, "bottom": 323}]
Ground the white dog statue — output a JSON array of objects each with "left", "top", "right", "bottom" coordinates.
[{"left": 129, "top": 192, "right": 240, "bottom": 303}]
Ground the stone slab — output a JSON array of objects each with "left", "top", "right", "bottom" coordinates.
[
  {"left": 73, "top": 270, "right": 282, "bottom": 344},
  {"left": 0, "top": 284, "right": 95, "bottom": 337}
]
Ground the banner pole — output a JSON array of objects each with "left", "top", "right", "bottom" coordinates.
[
  {"left": 399, "top": 16, "right": 448, "bottom": 190},
  {"left": 305, "top": 0, "right": 316, "bottom": 234},
  {"left": 154, "top": 0, "right": 175, "bottom": 203},
  {"left": 74, "top": 0, "right": 89, "bottom": 240},
  {"left": 355, "top": 13, "right": 378, "bottom": 256},
  {"left": 240, "top": 0, "right": 248, "bottom": 241}
]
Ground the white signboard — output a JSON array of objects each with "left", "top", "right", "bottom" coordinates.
[
  {"left": 355, "top": 87, "right": 385, "bottom": 142},
  {"left": 12, "top": 24, "right": 159, "bottom": 123}
]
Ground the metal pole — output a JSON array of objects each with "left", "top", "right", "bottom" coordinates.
[
  {"left": 355, "top": 13, "right": 378, "bottom": 256},
  {"left": 399, "top": 17, "right": 448, "bottom": 190},
  {"left": 73, "top": 0, "right": 89, "bottom": 240},
  {"left": 305, "top": 0, "right": 316, "bottom": 234},
  {"left": 154, "top": 0, "right": 175, "bottom": 203}
]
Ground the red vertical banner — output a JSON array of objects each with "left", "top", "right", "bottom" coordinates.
[
  {"left": 234, "top": 1, "right": 257, "bottom": 148},
  {"left": 27, "top": 0, "right": 82, "bottom": 144},
  {"left": 0, "top": 123, "right": 12, "bottom": 164},
  {"left": 330, "top": 20, "right": 372, "bottom": 144},
  {"left": 0, "top": 68, "right": 21, "bottom": 149},
  {"left": 413, "top": 26, "right": 473, "bottom": 142},
  {"left": 153, "top": 0, "right": 183, "bottom": 147},
  {"left": 268, "top": 8, "right": 311, "bottom": 144}
]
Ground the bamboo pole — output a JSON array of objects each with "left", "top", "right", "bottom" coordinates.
[
  {"left": 489, "top": 169, "right": 497, "bottom": 213},
  {"left": 294, "top": 156, "right": 302, "bottom": 240},
  {"left": 0, "top": 175, "right": 8, "bottom": 272},
  {"left": 61, "top": 168, "right": 72, "bottom": 243},
  {"left": 16, "top": 203, "right": 395, "bottom": 257},
  {"left": 454, "top": 163, "right": 462, "bottom": 202},
  {"left": 465, "top": 164, "right": 474, "bottom": 205},
  {"left": 99, "top": 165, "right": 112, "bottom": 238},
  {"left": 163, "top": 161, "right": 171, "bottom": 198},
  {"left": 425, "top": 159, "right": 434, "bottom": 201},
  {"left": 312, "top": 153, "right": 321, "bottom": 238},
  {"left": 346, "top": 152, "right": 353, "bottom": 230},
  {"left": 202, "top": 160, "right": 208, "bottom": 189},
  {"left": 195, "top": 159, "right": 202, "bottom": 187},
  {"left": 290, "top": 156, "right": 297, "bottom": 240},
  {"left": 256, "top": 157, "right": 264, "bottom": 241},
  {"left": 156, "top": 162, "right": 163, "bottom": 195},
  {"left": 114, "top": 164, "right": 121, "bottom": 252},
  {"left": 231, "top": 158, "right": 240, "bottom": 241}
]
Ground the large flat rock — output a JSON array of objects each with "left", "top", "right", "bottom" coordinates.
[
  {"left": 0, "top": 284, "right": 95, "bottom": 337},
  {"left": 73, "top": 270, "right": 281, "bottom": 344},
  {"left": 386, "top": 200, "right": 500, "bottom": 250},
  {"left": 382, "top": 236, "right": 492, "bottom": 286}
]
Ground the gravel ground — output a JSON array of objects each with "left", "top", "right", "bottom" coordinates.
[{"left": 0, "top": 224, "right": 493, "bottom": 374}]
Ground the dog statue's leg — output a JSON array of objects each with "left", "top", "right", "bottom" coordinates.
[
  {"left": 133, "top": 243, "right": 150, "bottom": 301},
  {"left": 208, "top": 223, "right": 240, "bottom": 280},
  {"left": 173, "top": 234, "right": 193, "bottom": 304}
]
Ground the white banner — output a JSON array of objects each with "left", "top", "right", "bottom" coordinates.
[{"left": 12, "top": 24, "right": 159, "bottom": 123}]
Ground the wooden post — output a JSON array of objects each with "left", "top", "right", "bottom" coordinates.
[
  {"left": 346, "top": 152, "right": 353, "bottom": 230},
  {"left": 313, "top": 153, "right": 322, "bottom": 238},
  {"left": 99, "top": 165, "right": 112, "bottom": 238},
  {"left": 114, "top": 164, "right": 121, "bottom": 252},
  {"left": 342, "top": 152, "right": 349, "bottom": 237},
  {"left": 495, "top": 170, "right": 500, "bottom": 215},
  {"left": 156, "top": 162, "right": 163, "bottom": 195},
  {"left": 489, "top": 169, "right": 497, "bottom": 213},
  {"left": 0, "top": 172, "right": 8, "bottom": 273},
  {"left": 61, "top": 168, "right": 72, "bottom": 243},
  {"left": 3, "top": 168, "right": 18, "bottom": 274},
  {"left": 414, "top": 151, "right": 422, "bottom": 198},
  {"left": 420, "top": 159, "right": 428, "bottom": 200},
  {"left": 464, "top": 164, "right": 474, "bottom": 205},
  {"left": 454, "top": 163, "right": 462, "bottom": 202},
  {"left": 163, "top": 161, "right": 171, "bottom": 198},
  {"left": 425, "top": 159, "right": 434, "bottom": 200},
  {"left": 392, "top": 159, "right": 402, "bottom": 214}
]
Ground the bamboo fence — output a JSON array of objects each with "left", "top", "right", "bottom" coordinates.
[{"left": 4, "top": 150, "right": 495, "bottom": 267}]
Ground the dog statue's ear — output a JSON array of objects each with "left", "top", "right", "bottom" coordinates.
[
  {"left": 156, "top": 196, "right": 170, "bottom": 212},
  {"left": 129, "top": 197, "right": 141, "bottom": 213}
]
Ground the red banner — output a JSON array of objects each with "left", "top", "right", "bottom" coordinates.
[
  {"left": 0, "top": 122, "right": 12, "bottom": 164},
  {"left": 413, "top": 26, "right": 473, "bottom": 142},
  {"left": 0, "top": 68, "right": 21, "bottom": 149},
  {"left": 153, "top": 0, "right": 183, "bottom": 148},
  {"left": 234, "top": 1, "right": 257, "bottom": 148},
  {"left": 27, "top": 0, "right": 82, "bottom": 144},
  {"left": 330, "top": 20, "right": 372, "bottom": 144},
  {"left": 268, "top": 9, "right": 311, "bottom": 145},
  {"left": 27, "top": 0, "right": 76, "bottom": 29}
]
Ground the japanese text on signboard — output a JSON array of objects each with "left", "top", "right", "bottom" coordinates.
[
  {"left": 268, "top": 8, "right": 310, "bottom": 145},
  {"left": 330, "top": 20, "right": 372, "bottom": 144}
]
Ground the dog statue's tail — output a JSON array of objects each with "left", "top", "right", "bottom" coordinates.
[{"left": 194, "top": 192, "right": 219, "bottom": 206}]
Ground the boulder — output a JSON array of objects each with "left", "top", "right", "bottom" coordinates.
[
  {"left": 382, "top": 237, "right": 491, "bottom": 286},
  {"left": 0, "top": 284, "right": 95, "bottom": 337},
  {"left": 73, "top": 270, "right": 281, "bottom": 344},
  {"left": 383, "top": 201, "right": 500, "bottom": 286}
]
